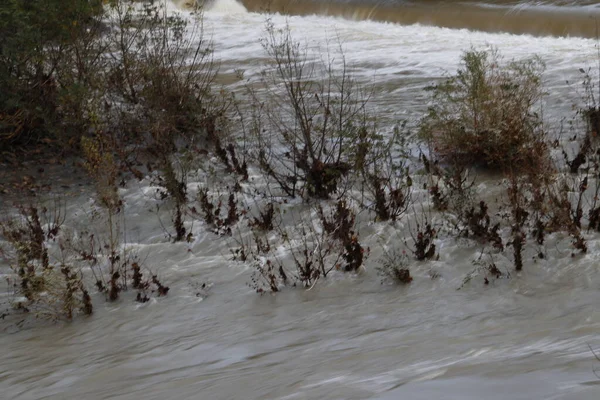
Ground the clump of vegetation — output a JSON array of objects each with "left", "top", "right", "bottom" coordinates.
[
  {"left": 81, "top": 133, "right": 127, "bottom": 300},
  {"left": 153, "top": 157, "right": 193, "bottom": 242},
  {"left": 248, "top": 201, "right": 368, "bottom": 293},
  {"left": 422, "top": 153, "right": 476, "bottom": 222},
  {"left": 361, "top": 127, "right": 413, "bottom": 222},
  {"left": 462, "top": 201, "right": 503, "bottom": 250},
  {"left": 249, "top": 202, "right": 277, "bottom": 232},
  {"left": 249, "top": 22, "right": 372, "bottom": 199},
  {"left": 6, "top": 0, "right": 600, "bottom": 326},
  {"left": 318, "top": 200, "right": 368, "bottom": 272},
  {"left": 1, "top": 0, "right": 227, "bottom": 173},
  {"left": 421, "top": 49, "right": 548, "bottom": 172},
  {"left": 459, "top": 253, "right": 510, "bottom": 289},
  {"left": 0, "top": 205, "right": 93, "bottom": 320},
  {"left": 0, "top": 0, "right": 229, "bottom": 278},
  {"left": 102, "top": 1, "right": 225, "bottom": 152},
  {"left": 196, "top": 188, "right": 242, "bottom": 235},
  {"left": 418, "top": 49, "right": 579, "bottom": 272},
  {"left": 0, "top": 0, "right": 104, "bottom": 152},
  {"left": 578, "top": 66, "right": 600, "bottom": 138},
  {"left": 319, "top": 200, "right": 355, "bottom": 244},
  {"left": 250, "top": 259, "right": 283, "bottom": 293},
  {"left": 406, "top": 220, "right": 437, "bottom": 261},
  {"left": 377, "top": 248, "right": 413, "bottom": 284}
]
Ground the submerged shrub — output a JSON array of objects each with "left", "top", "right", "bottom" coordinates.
[
  {"left": 577, "top": 66, "right": 600, "bottom": 137},
  {"left": 247, "top": 201, "right": 368, "bottom": 293},
  {"left": 462, "top": 201, "right": 503, "bottom": 250},
  {"left": 250, "top": 22, "right": 373, "bottom": 199},
  {"left": 377, "top": 248, "right": 413, "bottom": 284},
  {"left": 196, "top": 189, "right": 242, "bottom": 235},
  {"left": 420, "top": 49, "right": 548, "bottom": 171},
  {"left": 407, "top": 222, "right": 437, "bottom": 261},
  {"left": 361, "top": 127, "right": 413, "bottom": 222},
  {"left": 0, "top": 205, "right": 93, "bottom": 320}
]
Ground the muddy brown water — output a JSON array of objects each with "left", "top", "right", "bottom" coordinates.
[{"left": 240, "top": 0, "right": 600, "bottom": 38}]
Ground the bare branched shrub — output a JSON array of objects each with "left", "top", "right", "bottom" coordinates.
[
  {"left": 248, "top": 201, "right": 368, "bottom": 293},
  {"left": 377, "top": 248, "right": 413, "bottom": 284},
  {"left": 462, "top": 201, "right": 503, "bottom": 251},
  {"left": 249, "top": 22, "right": 373, "bottom": 199},
  {"left": 249, "top": 202, "right": 277, "bottom": 232},
  {"left": 196, "top": 188, "right": 242, "bottom": 236},
  {"left": 459, "top": 252, "right": 510, "bottom": 289},
  {"left": 422, "top": 153, "right": 475, "bottom": 219},
  {"left": 361, "top": 127, "right": 412, "bottom": 222}
]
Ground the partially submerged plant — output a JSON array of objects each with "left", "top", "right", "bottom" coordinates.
[
  {"left": 248, "top": 202, "right": 277, "bottom": 232},
  {"left": 406, "top": 217, "right": 438, "bottom": 261},
  {"left": 462, "top": 201, "right": 503, "bottom": 251},
  {"left": 0, "top": 204, "right": 93, "bottom": 320},
  {"left": 195, "top": 188, "right": 242, "bottom": 236},
  {"left": 459, "top": 252, "right": 510, "bottom": 289},
  {"left": 577, "top": 64, "right": 600, "bottom": 138},
  {"left": 248, "top": 200, "right": 368, "bottom": 293},
  {"left": 361, "top": 127, "right": 413, "bottom": 222},
  {"left": 421, "top": 48, "right": 548, "bottom": 172},
  {"left": 249, "top": 22, "right": 373, "bottom": 199},
  {"left": 377, "top": 248, "right": 413, "bottom": 284}
]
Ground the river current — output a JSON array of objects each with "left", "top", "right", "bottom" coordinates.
[{"left": 1, "top": 1, "right": 600, "bottom": 399}]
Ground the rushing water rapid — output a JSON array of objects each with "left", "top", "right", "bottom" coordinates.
[{"left": 2, "top": 1, "right": 600, "bottom": 399}]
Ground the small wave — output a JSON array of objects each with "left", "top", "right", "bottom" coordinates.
[
  {"left": 172, "top": 0, "right": 248, "bottom": 13},
  {"left": 205, "top": 0, "right": 248, "bottom": 13}
]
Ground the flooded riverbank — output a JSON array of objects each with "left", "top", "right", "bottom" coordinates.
[{"left": 1, "top": 1, "right": 600, "bottom": 399}]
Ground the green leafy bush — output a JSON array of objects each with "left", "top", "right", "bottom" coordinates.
[
  {"left": 420, "top": 49, "right": 548, "bottom": 171},
  {"left": 0, "top": 0, "right": 103, "bottom": 149}
]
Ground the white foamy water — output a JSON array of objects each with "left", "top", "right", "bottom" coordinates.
[
  {"left": 1, "top": 1, "right": 600, "bottom": 399},
  {"left": 201, "top": 1, "right": 596, "bottom": 123}
]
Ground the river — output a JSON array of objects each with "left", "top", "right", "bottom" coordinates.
[{"left": 1, "top": 1, "right": 600, "bottom": 399}]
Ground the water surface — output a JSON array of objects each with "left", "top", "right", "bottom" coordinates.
[{"left": 2, "top": 2, "right": 600, "bottom": 399}]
